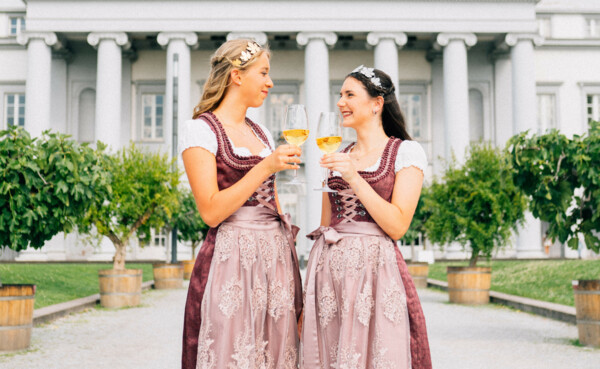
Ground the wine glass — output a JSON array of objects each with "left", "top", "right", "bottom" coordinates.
[
  {"left": 314, "top": 112, "right": 342, "bottom": 192},
  {"left": 282, "top": 104, "right": 309, "bottom": 184}
]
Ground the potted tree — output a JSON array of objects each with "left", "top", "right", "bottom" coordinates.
[
  {"left": 79, "top": 144, "right": 179, "bottom": 307},
  {"left": 403, "top": 188, "right": 432, "bottom": 288},
  {"left": 424, "top": 143, "right": 527, "bottom": 304},
  {"left": 173, "top": 189, "right": 209, "bottom": 280},
  {"left": 0, "top": 127, "right": 109, "bottom": 351},
  {"left": 508, "top": 121, "right": 600, "bottom": 347}
]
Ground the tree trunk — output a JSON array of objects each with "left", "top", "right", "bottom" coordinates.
[
  {"left": 113, "top": 242, "right": 127, "bottom": 270},
  {"left": 469, "top": 252, "right": 479, "bottom": 267},
  {"left": 191, "top": 241, "right": 199, "bottom": 260}
]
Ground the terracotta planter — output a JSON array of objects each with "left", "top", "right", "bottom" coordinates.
[
  {"left": 573, "top": 279, "right": 600, "bottom": 347},
  {"left": 153, "top": 263, "right": 183, "bottom": 289},
  {"left": 0, "top": 284, "right": 35, "bottom": 352},
  {"left": 181, "top": 259, "right": 195, "bottom": 280},
  {"left": 447, "top": 266, "right": 491, "bottom": 304},
  {"left": 407, "top": 262, "right": 429, "bottom": 288},
  {"left": 98, "top": 269, "right": 142, "bottom": 308}
]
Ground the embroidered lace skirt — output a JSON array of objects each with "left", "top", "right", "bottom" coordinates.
[
  {"left": 301, "top": 230, "right": 411, "bottom": 369},
  {"left": 196, "top": 221, "right": 299, "bottom": 369}
]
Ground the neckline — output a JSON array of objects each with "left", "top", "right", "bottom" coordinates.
[
  {"left": 347, "top": 138, "right": 393, "bottom": 174},
  {"left": 208, "top": 111, "right": 270, "bottom": 158}
]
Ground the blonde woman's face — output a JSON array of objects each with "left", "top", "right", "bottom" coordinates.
[{"left": 240, "top": 52, "right": 273, "bottom": 108}]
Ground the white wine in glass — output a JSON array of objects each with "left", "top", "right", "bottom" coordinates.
[
  {"left": 282, "top": 104, "right": 309, "bottom": 184},
  {"left": 315, "top": 112, "right": 342, "bottom": 192}
]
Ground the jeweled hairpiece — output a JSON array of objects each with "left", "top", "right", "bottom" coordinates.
[
  {"left": 352, "top": 65, "right": 382, "bottom": 88},
  {"left": 232, "top": 41, "right": 262, "bottom": 67}
]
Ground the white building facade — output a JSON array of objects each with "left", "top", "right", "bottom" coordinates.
[{"left": 1, "top": 0, "right": 599, "bottom": 262}]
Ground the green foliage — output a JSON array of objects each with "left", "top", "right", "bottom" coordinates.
[
  {"left": 78, "top": 143, "right": 180, "bottom": 269},
  {"left": 0, "top": 126, "right": 110, "bottom": 252},
  {"left": 402, "top": 186, "right": 430, "bottom": 247},
  {"left": 424, "top": 143, "right": 527, "bottom": 266},
  {"left": 507, "top": 121, "right": 600, "bottom": 253},
  {"left": 174, "top": 189, "right": 209, "bottom": 251}
]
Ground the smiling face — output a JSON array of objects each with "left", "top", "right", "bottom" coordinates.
[
  {"left": 337, "top": 77, "right": 380, "bottom": 129},
  {"left": 238, "top": 52, "right": 273, "bottom": 108}
]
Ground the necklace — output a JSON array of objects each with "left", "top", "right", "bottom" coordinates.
[{"left": 350, "top": 143, "right": 387, "bottom": 162}]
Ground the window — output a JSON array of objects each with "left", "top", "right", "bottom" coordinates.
[
  {"left": 400, "top": 93, "right": 424, "bottom": 140},
  {"left": 264, "top": 83, "right": 300, "bottom": 143},
  {"left": 5, "top": 93, "right": 25, "bottom": 128},
  {"left": 587, "top": 94, "right": 600, "bottom": 123},
  {"left": 153, "top": 228, "right": 167, "bottom": 247},
  {"left": 586, "top": 18, "right": 600, "bottom": 38},
  {"left": 537, "top": 94, "right": 557, "bottom": 133},
  {"left": 141, "top": 94, "right": 164, "bottom": 141},
  {"left": 9, "top": 17, "right": 25, "bottom": 36},
  {"left": 537, "top": 17, "right": 552, "bottom": 38}
]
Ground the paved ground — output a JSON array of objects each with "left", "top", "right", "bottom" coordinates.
[{"left": 1, "top": 284, "right": 599, "bottom": 369}]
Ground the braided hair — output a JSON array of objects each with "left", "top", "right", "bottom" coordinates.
[{"left": 346, "top": 68, "right": 412, "bottom": 141}]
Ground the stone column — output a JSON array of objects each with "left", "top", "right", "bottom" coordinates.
[
  {"left": 435, "top": 33, "right": 477, "bottom": 163},
  {"left": 17, "top": 32, "right": 58, "bottom": 137},
  {"left": 157, "top": 32, "right": 198, "bottom": 156},
  {"left": 87, "top": 32, "right": 129, "bottom": 150},
  {"left": 226, "top": 32, "right": 269, "bottom": 123},
  {"left": 296, "top": 32, "right": 337, "bottom": 250},
  {"left": 506, "top": 33, "right": 545, "bottom": 258},
  {"left": 367, "top": 32, "right": 407, "bottom": 97}
]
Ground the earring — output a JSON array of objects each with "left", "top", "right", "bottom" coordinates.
[{"left": 373, "top": 109, "right": 378, "bottom": 115}]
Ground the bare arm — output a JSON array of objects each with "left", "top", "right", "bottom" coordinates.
[
  {"left": 183, "top": 144, "right": 300, "bottom": 227},
  {"left": 321, "top": 153, "right": 423, "bottom": 240},
  {"left": 320, "top": 192, "right": 332, "bottom": 226}
]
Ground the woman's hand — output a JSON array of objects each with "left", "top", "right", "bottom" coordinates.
[
  {"left": 264, "top": 144, "right": 302, "bottom": 174},
  {"left": 320, "top": 153, "right": 359, "bottom": 184}
]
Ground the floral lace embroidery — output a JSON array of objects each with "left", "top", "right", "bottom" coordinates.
[
  {"left": 274, "top": 234, "right": 287, "bottom": 264},
  {"left": 328, "top": 245, "right": 346, "bottom": 281},
  {"left": 254, "top": 336, "right": 273, "bottom": 369},
  {"left": 341, "top": 292, "right": 351, "bottom": 318},
  {"left": 215, "top": 225, "right": 235, "bottom": 263},
  {"left": 383, "top": 280, "right": 407, "bottom": 325},
  {"left": 366, "top": 238, "right": 382, "bottom": 273},
  {"left": 356, "top": 283, "right": 374, "bottom": 326},
  {"left": 287, "top": 270, "right": 296, "bottom": 311},
  {"left": 258, "top": 234, "right": 275, "bottom": 269},
  {"left": 318, "top": 283, "right": 337, "bottom": 329},
  {"left": 344, "top": 238, "right": 365, "bottom": 278},
  {"left": 196, "top": 319, "right": 216, "bottom": 369},
  {"left": 284, "top": 345, "right": 298, "bottom": 369},
  {"left": 334, "top": 341, "right": 361, "bottom": 369},
  {"left": 252, "top": 279, "right": 267, "bottom": 313},
  {"left": 239, "top": 232, "right": 257, "bottom": 270},
  {"left": 316, "top": 246, "right": 327, "bottom": 273},
  {"left": 228, "top": 324, "right": 254, "bottom": 369},
  {"left": 371, "top": 331, "right": 393, "bottom": 369},
  {"left": 219, "top": 278, "right": 243, "bottom": 318},
  {"left": 329, "top": 342, "right": 339, "bottom": 369},
  {"left": 267, "top": 280, "right": 290, "bottom": 321}
]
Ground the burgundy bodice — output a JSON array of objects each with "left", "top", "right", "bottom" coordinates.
[
  {"left": 327, "top": 137, "right": 402, "bottom": 227},
  {"left": 198, "top": 111, "right": 277, "bottom": 210}
]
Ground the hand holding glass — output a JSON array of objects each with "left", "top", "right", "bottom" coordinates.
[
  {"left": 282, "top": 104, "right": 309, "bottom": 184},
  {"left": 315, "top": 112, "right": 342, "bottom": 192}
]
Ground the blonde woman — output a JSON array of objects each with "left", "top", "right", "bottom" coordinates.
[{"left": 181, "top": 39, "right": 302, "bottom": 369}]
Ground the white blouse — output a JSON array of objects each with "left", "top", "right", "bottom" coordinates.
[{"left": 179, "top": 118, "right": 275, "bottom": 158}]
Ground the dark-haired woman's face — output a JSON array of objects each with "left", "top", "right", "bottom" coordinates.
[{"left": 337, "top": 77, "right": 378, "bottom": 129}]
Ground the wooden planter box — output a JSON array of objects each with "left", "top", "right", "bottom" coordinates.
[
  {"left": 153, "top": 263, "right": 183, "bottom": 289},
  {"left": 573, "top": 279, "right": 600, "bottom": 347},
  {"left": 0, "top": 284, "right": 35, "bottom": 352},
  {"left": 181, "top": 259, "right": 195, "bottom": 280},
  {"left": 407, "top": 262, "right": 429, "bottom": 288},
  {"left": 98, "top": 269, "right": 142, "bottom": 308},
  {"left": 447, "top": 266, "right": 491, "bottom": 305}
]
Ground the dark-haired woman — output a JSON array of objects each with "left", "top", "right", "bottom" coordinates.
[
  {"left": 180, "top": 39, "right": 302, "bottom": 369},
  {"left": 300, "top": 66, "right": 432, "bottom": 369}
]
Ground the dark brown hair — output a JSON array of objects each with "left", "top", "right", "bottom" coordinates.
[{"left": 346, "top": 68, "right": 412, "bottom": 141}]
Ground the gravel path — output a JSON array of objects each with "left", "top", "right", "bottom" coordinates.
[{"left": 1, "top": 284, "right": 599, "bottom": 368}]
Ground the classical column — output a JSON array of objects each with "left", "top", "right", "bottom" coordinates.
[
  {"left": 435, "top": 33, "right": 477, "bottom": 163},
  {"left": 226, "top": 32, "right": 268, "bottom": 123},
  {"left": 506, "top": 33, "right": 545, "bottom": 258},
  {"left": 296, "top": 32, "right": 337, "bottom": 247},
  {"left": 157, "top": 32, "right": 198, "bottom": 156},
  {"left": 367, "top": 32, "right": 407, "bottom": 97},
  {"left": 17, "top": 32, "right": 58, "bottom": 137},
  {"left": 87, "top": 32, "right": 129, "bottom": 150}
]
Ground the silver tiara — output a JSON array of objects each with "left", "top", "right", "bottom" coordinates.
[{"left": 352, "top": 65, "right": 382, "bottom": 88}]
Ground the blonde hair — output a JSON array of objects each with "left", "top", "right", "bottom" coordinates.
[{"left": 192, "top": 39, "right": 271, "bottom": 119}]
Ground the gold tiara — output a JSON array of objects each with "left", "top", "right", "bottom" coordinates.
[{"left": 231, "top": 41, "right": 262, "bottom": 67}]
